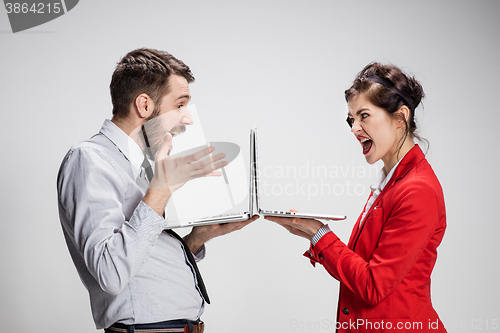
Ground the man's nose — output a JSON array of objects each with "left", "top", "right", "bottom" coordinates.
[{"left": 181, "top": 107, "right": 194, "bottom": 125}]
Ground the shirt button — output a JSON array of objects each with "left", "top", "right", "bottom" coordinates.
[{"left": 342, "top": 308, "right": 349, "bottom": 315}]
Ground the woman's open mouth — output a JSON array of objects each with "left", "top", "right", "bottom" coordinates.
[{"left": 358, "top": 137, "right": 373, "bottom": 155}]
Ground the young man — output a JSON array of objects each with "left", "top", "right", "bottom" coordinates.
[{"left": 57, "top": 48, "right": 255, "bottom": 332}]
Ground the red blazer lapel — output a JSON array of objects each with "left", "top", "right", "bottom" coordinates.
[
  {"left": 348, "top": 192, "right": 372, "bottom": 249},
  {"left": 350, "top": 191, "right": 385, "bottom": 251},
  {"left": 348, "top": 145, "right": 426, "bottom": 251}
]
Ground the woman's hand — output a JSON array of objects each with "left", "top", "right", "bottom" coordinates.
[{"left": 264, "top": 209, "right": 324, "bottom": 241}]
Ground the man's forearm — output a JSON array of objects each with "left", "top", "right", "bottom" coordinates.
[
  {"left": 142, "top": 188, "right": 171, "bottom": 216},
  {"left": 184, "top": 232, "right": 206, "bottom": 254}
]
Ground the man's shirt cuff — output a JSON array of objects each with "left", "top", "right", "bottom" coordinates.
[{"left": 192, "top": 244, "right": 206, "bottom": 262}]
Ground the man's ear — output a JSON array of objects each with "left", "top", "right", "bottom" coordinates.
[{"left": 134, "top": 93, "right": 154, "bottom": 119}]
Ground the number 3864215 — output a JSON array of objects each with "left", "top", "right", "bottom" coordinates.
[{"left": 5, "top": 3, "right": 62, "bottom": 14}]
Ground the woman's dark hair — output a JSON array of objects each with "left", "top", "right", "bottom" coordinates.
[
  {"left": 110, "top": 48, "right": 195, "bottom": 119},
  {"left": 344, "top": 62, "right": 427, "bottom": 150}
]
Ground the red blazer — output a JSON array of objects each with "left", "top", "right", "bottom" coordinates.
[{"left": 307, "top": 145, "right": 447, "bottom": 332}]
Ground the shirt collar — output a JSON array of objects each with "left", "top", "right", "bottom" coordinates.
[
  {"left": 370, "top": 160, "right": 401, "bottom": 195},
  {"left": 99, "top": 119, "right": 145, "bottom": 171}
]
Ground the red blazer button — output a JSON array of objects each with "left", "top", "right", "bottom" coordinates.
[{"left": 342, "top": 308, "right": 349, "bottom": 315}]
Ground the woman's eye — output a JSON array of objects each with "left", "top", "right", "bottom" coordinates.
[
  {"left": 361, "top": 113, "right": 368, "bottom": 119},
  {"left": 346, "top": 117, "right": 354, "bottom": 128}
]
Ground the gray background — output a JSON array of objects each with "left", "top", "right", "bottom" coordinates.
[{"left": 1, "top": 0, "right": 499, "bottom": 332}]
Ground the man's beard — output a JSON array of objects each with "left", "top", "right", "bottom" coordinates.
[{"left": 141, "top": 108, "right": 186, "bottom": 160}]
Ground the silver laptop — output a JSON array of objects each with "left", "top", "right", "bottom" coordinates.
[
  {"left": 252, "top": 127, "right": 346, "bottom": 221},
  {"left": 166, "top": 128, "right": 346, "bottom": 228}
]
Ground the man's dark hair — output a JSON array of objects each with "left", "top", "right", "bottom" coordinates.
[{"left": 110, "top": 48, "right": 195, "bottom": 119}]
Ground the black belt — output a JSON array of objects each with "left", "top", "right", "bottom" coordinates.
[{"left": 106, "top": 320, "right": 204, "bottom": 333}]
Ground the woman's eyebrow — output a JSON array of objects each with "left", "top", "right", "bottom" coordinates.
[
  {"left": 348, "top": 108, "right": 370, "bottom": 117},
  {"left": 356, "top": 108, "right": 370, "bottom": 116}
]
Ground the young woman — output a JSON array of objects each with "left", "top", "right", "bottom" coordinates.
[{"left": 265, "top": 63, "right": 447, "bottom": 332}]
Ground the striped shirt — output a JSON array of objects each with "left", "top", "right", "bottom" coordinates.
[{"left": 57, "top": 120, "right": 205, "bottom": 329}]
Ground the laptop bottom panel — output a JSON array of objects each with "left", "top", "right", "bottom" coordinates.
[
  {"left": 260, "top": 209, "right": 346, "bottom": 221},
  {"left": 166, "top": 213, "right": 251, "bottom": 229}
]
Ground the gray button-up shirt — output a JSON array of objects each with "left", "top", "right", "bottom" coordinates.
[{"left": 57, "top": 120, "right": 204, "bottom": 329}]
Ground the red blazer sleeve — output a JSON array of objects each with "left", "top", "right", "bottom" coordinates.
[{"left": 306, "top": 179, "right": 441, "bottom": 306}]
